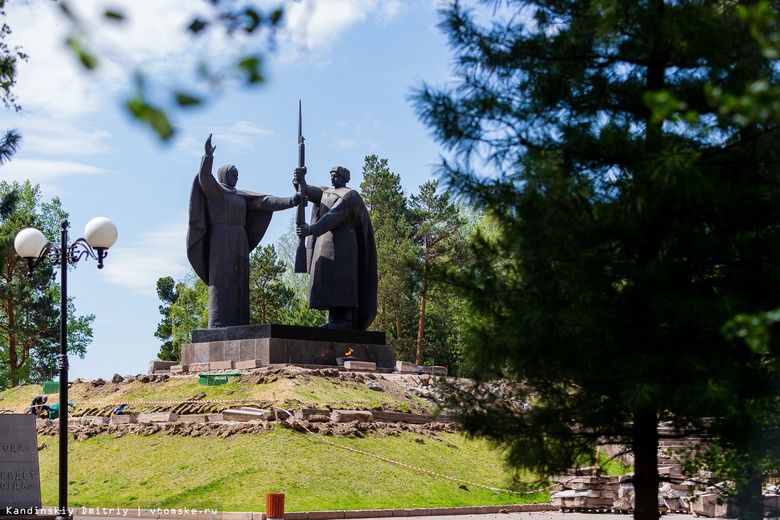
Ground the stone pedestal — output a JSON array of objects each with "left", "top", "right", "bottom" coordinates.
[
  {"left": 181, "top": 324, "right": 394, "bottom": 370},
  {"left": 0, "top": 414, "right": 42, "bottom": 513}
]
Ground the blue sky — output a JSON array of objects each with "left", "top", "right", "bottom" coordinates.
[{"left": 1, "top": 0, "right": 457, "bottom": 380}]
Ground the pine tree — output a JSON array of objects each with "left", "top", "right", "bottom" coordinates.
[
  {"left": 414, "top": 2, "right": 780, "bottom": 519},
  {"left": 155, "top": 276, "right": 180, "bottom": 362},
  {"left": 0, "top": 181, "right": 94, "bottom": 389},
  {"left": 408, "top": 180, "right": 466, "bottom": 367},
  {"left": 359, "top": 155, "right": 417, "bottom": 357},
  {"left": 248, "top": 244, "right": 293, "bottom": 324}
]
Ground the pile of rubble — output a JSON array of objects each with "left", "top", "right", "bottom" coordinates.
[
  {"left": 550, "top": 474, "right": 698, "bottom": 514},
  {"left": 34, "top": 404, "right": 457, "bottom": 442}
]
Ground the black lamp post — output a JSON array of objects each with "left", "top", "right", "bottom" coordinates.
[{"left": 14, "top": 217, "right": 118, "bottom": 520}]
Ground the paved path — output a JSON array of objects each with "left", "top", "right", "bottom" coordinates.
[{"left": 63, "top": 510, "right": 696, "bottom": 520}]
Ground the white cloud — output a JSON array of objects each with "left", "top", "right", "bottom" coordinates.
[
  {"left": 175, "top": 121, "right": 276, "bottom": 159},
  {"left": 280, "top": 0, "right": 406, "bottom": 59},
  {"left": 0, "top": 159, "right": 116, "bottom": 197},
  {"left": 6, "top": 0, "right": 409, "bottom": 124},
  {"left": 13, "top": 120, "right": 113, "bottom": 157},
  {"left": 101, "top": 213, "right": 191, "bottom": 298},
  {"left": 214, "top": 121, "right": 276, "bottom": 154}
]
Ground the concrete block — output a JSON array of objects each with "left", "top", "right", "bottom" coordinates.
[
  {"left": 419, "top": 365, "right": 447, "bottom": 376},
  {"left": 395, "top": 361, "right": 418, "bottom": 373},
  {"left": 344, "top": 510, "right": 392, "bottom": 519},
  {"left": 236, "top": 359, "right": 264, "bottom": 370},
  {"left": 137, "top": 412, "right": 178, "bottom": 423},
  {"left": 110, "top": 414, "right": 137, "bottom": 425},
  {"left": 214, "top": 513, "right": 252, "bottom": 520},
  {"left": 344, "top": 360, "right": 376, "bottom": 371},
  {"left": 690, "top": 493, "right": 717, "bottom": 518},
  {"left": 148, "top": 360, "right": 177, "bottom": 372},
  {"left": 330, "top": 410, "right": 373, "bottom": 423},
  {"left": 188, "top": 363, "right": 211, "bottom": 373},
  {"left": 178, "top": 415, "right": 208, "bottom": 423},
  {"left": 222, "top": 408, "right": 273, "bottom": 422},
  {"left": 766, "top": 495, "right": 780, "bottom": 516},
  {"left": 83, "top": 416, "right": 109, "bottom": 425},
  {"left": 294, "top": 408, "right": 331, "bottom": 420}
]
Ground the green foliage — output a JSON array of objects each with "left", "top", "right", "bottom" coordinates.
[
  {"left": 275, "top": 218, "right": 326, "bottom": 326},
  {"left": 155, "top": 276, "right": 180, "bottom": 362},
  {"left": 0, "top": 128, "right": 20, "bottom": 165},
  {"left": 0, "top": 2, "right": 26, "bottom": 165},
  {"left": 0, "top": 181, "right": 94, "bottom": 390},
  {"left": 56, "top": 1, "right": 285, "bottom": 140},
  {"left": 0, "top": 0, "right": 27, "bottom": 112},
  {"left": 167, "top": 272, "right": 208, "bottom": 348},
  {"left": 248, "top": 244, "right": 293, "bottom": 324},
  {"left": 408, "top": 180, "right": 467, "bottom": 367},
  {"left": 360, "top": 156, "right": 417, "bottom": 350},
  {"left": 414, "top": 1, "right": 780, "bottom": 519}
]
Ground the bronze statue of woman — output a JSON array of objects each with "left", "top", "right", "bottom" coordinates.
[{"left": 187, "top": 134, "right": 295, "bottom": 328}]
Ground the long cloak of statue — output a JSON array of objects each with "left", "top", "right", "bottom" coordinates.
[
  {"left": 305, "top": 185, "right": 378, "bottom": 330},
  {"left": 187, "top": 154, "right": 292, "bottom": 328}
]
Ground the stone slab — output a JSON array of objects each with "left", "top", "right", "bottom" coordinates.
[
  {"left": 183, "top": 337, "right": 394, "bottom": 369},
  {"left": 331, "top": 410, "right": 373, "bottom": 423},
  {"left": 83, "top": 416, "right": 109, "bottom": 425},
  {"left": 222, "top": 409, "right": 273, "bottom": 422},
  {"left": 110, "top": 414, "right": 137, "bottom": 425},
  {"left": 235, "top": 359, "right": 263, "bottom": 370},
  {"left": 419, "top": 365, "right": 448, "bottom": 376},
  {"left": 294, "top": 409, "right": 331, "bottom": 420},
  {"left": 344, "top": 361, "right": 376, "bottom": 371},
  {"left": 210, "top": 360, "right": 234, "bottom": 370},
  {"left": 148, "top": 360, "right": 177, "bottom": 372},
  {"left": 137, "top": 412, "right": 178, "bottom": 423},
  {"left": 395, "top": 361, "right": 418, "bottom": 373},
  {"left": 0, "top": 414, "right": 42, "bottom": 511},
  {"left": 191, "top": 324, "right": 386, "bottom": 345},
  {"left": 178, "top": 415, "right": 208, "bottom": 423},
  {"left": 170, "top": 365, "right": 189, "bottom": 374}
]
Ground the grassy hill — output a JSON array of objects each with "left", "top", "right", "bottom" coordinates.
[{"left": 0, "top": 367, "right": 554, "bottom": 512}]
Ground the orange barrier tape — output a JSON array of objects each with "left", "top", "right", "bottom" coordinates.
[{"left": 2, "top": 397, "right": 265, "bottom": 412}]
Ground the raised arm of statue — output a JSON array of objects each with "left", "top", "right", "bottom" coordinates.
[
  {"left": 205, "top": 133, "right": 216, "bottom": 156},
  {"left": 293, "top": 168, "right": 323, "bottom": 204},
  {"left": 198, "top": 135, "right": 219, "bottom": 199}
]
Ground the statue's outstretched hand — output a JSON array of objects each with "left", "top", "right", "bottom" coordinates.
[
  {"left": 296, "top": 223, "right": 311, "bottom": 238},
  {"left": 205, "top": 134, "right": 216, "bottom": 156}
]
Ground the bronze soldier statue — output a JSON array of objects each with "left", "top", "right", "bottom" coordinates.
[{"left": 294, "top": 165, "right": 378, "bottom": 330}]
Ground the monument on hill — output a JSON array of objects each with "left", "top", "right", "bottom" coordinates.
[{"left": 182, "top": 117, "right": 390, "bottom": 372}]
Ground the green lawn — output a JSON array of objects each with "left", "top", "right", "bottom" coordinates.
[{"left": 38, "top": 427, "right": 549, "bottom": 512}]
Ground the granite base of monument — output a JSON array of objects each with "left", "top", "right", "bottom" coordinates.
[
  {"left": 0, "top": 414, "right": 42, "bottom": 515},
  {"left": 181, "top": 324, "right": 394, "bottom": 371}
]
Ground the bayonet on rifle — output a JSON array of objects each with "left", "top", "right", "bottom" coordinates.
[{"left": 294, "top": 100, "right": 308, "bottom": 274}]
